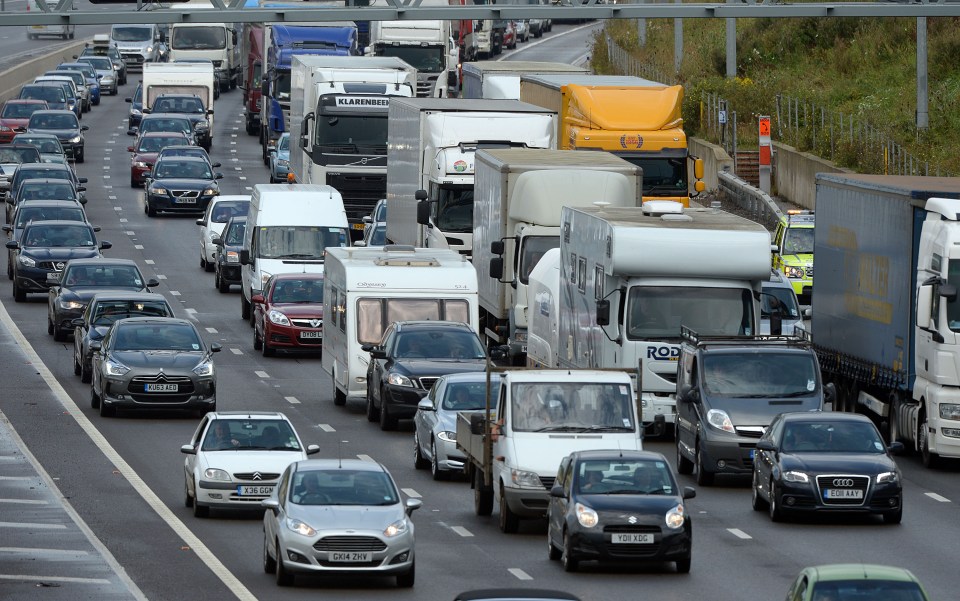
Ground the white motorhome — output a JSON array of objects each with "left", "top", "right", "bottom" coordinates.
[
  {"left": 461, "top": 61, "right": 589, "bottom": 100},
  {"left": 239, "top": 184, "right": 350, "bottom": 322},
  {"left": 322, "top": 245, "right": 479, "bottom": 406},
  {"left": 367, "top": 20, "right": 459, "bottom": 97},
  {"left": 525, "top": 247, "right": 561, "bottom": 369}
]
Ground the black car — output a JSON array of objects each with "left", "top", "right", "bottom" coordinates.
[
  {"left": 363, "top": 320, "right": 487, "bottom": 431},
  {"left": 125, "top": 83, "right": 143, "bottom": 130},
  {"left": 18, "top": 83, "right": 68, "bottom": 112},
  {"left": 0, "top": 143, "right": 42, "bottom": 199},
  {"left": 6, "top": 163, "right": 87, "bottom": 222},
  {"left": 751, "top": 412, "right": 904, "bottom": 524},
  {"left": 26, "top": 110, "right": 88, "bottom": 162},
  {"left": 5, "top": 199, "right": 87, "bottom": 279},
  {"left": 7, "top": 177, "right": 86, "bottom": 226},
  {"left": 145, "top": 156, "right": 222, "bottom": 217},
  {"left": 6, "top": 220, "right": 111, "bottom": 302},
  {"left": 146, "top": 94, "right": 212, "bottom": 150},
  {"left": 547, "top": 450, "right": 695, "bottom": 573},
  {"left": 72, "top": 292, "right": 175, "bottom": 383},
  {"left": 131, "top": 113, "right": 195, "bottom": 144},
  {"left": 47, "top": 258, "right": 159, "bottom": 341},
  {"left": 213, "top": 215, "right": 245, "bottom": 293}
]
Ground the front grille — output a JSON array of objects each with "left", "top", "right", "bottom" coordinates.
[
  {"left": 603, "top": 525, "right": 660, "bottom": 534},
  {"left": 418, "top": 377, "right": 439, "bottom": 391},
  {"left": 212, "top": 60, "right": 223, "bottom": 68},
  {"left": 121, "top": 53, "right": 144, "bottom": 65},
  {"left": 233, "top": 472, "right": 280, "bottom": 481},
  {"left": 815, "top": 475, "right": 870, "bottom": 506},
  {"left": 415, "top": 75, "right": 439, "bottom": 97},
  {"left": 326, "top": 173, "right": 387, "bottom": 222},
  {"left": 313, "top": 536, "right": 387, "bottom": 553},
  {"left": 290, "top": 319, "right": 322, "bottom": 328},
  {"left": 172, "top": 190, "right": 200, "bottom": 198},
  {"left": 38, "top": 261, "right": 66, "bottom": 271},
  {"left": 735, "top": 427, "right": 765, "bottom": 439},
  {"left": 539, "top": 476, "right": 555, "bottom": 489}
]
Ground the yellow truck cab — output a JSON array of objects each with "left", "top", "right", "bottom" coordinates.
[{"left": 772, "top": 210, "right": 814, "bottom": 305}]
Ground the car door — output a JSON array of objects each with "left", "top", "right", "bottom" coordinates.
[
  {"left": 185, "top": 416, "right": 211, "bottom": 491},
  {"left": 548, "top": 457, "right": 571, "bottom": 546},
  {"left": 491, "top": 379, "right": 509, "bottom": 492},
  {"left": 754, "top": 415, "right": 781, "bottom": 498},
  {"left": 74, "top": 299, "right": 93, "bottom": 365},
  {"left": 91, "top": 325, "right": 113, "bottom": 396},
  {"left": 265, "top": 465, "right": 291, "bottom": 550},
  {"left": 419, "top": 379, "right": 442, "bottom": 458},
  {"left": 372, "top": 326, "right": 397, "bottom": 407},
  {"left": 675, "top": 348, "right": 697, "bottom": 460}
]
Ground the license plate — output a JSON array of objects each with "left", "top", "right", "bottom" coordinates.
[
  {"left": 174, "top": 197, "right": 197, "bottom": 204},
  {"left": 46, "top": 272, "right": 60, "bottom": 282},
  {"left": 329, "top": 551, "right": 371, "bottom": 562},
  {"left": 824, "top": 488, "right": 863, "bottom": 499},
  {"left": 32, "top": 25, "right": 44, "bottom": 29},
  {"left": 612, "top": 533, "right": 654, "bottom": 544},
  {"left": 145, "top": 383, "right": 178, "bottom": 392},
  {"left": 237, "top": 485, "right": 274, "bottom": 496},
  {"left": 299, "top": 331, "right": 322, "bottom": 339},
  {"left": 352, "top": 223, "right": 365, "bottom": 230}
]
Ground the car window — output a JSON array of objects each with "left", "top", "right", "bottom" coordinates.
[
  {"left": 809, "top": 580, "right": 926, "bottom": 601},
  {"left": 270, "top": 278, "right": 323, "bottom": 304},
  {"left": 577, "top": 459, "right": 675, "bottom": 496},
  {"left": 441, "top": 382, "right": 494, "bottom": 411},
  {"left": 2, "top": 103, "right": 43, "bottom": 119},
  {"left": 139, "top": 136, "right": 187, "bottom": 153},
  {"left": 19, "top": 183, "right": 74, "bottom": 201},
  {"left": 394, "top": 330, "right": 485, "bottom": 360},
  {"left": 290, "top": 469, "right": 399, "bottom": 506},
  {"left": 16, "top": 206, "right": 83, "bottom": 226},
  {"left": 210, "top": 201, "right": 248, "bottom": 224},
  {"left": 782, "top": 421, "right": 886, "bottom": 454},
  {"left": 225, "top": 221, "right": 245, "bottom": 244}
]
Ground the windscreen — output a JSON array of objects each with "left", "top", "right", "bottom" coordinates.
[
  {"left": 21, "top": 87, "right": 64, "bottom": 104},
  {"left": 511, "top": 381, "right": 635, "bottom": 433},
  {"left": 290, "top": 469, "right": 399, "bottom": 506},
  {"left": 577, "top": 459, "right": 675, "bottom": 495},
  {"left": 171, "top": 26, "right": 226, "bottom": 50},
  {"left": 80, "top": 57, "right": 112, "bottom": 71},
  {"left": 626, "top": 286, "right": 755, "bottom": 340},
  {"left": 22, "top": 224, "right": 93, "bottom": 247},
  {"left": 810, "top": 580, "right": 926, "bottom": 601},
  {"left": 225, "top": 222, "right": 245, "bottom": 244},
  {"left": 29, "top": 113, "right": 77, "bottom": 129},
  {"left": 270, "top": 278, "right": 324, "bottom": 304},
  {"left": 153, "top": 97, "right": 205, "bottom": 114},
  {"left": 0, "top": 147, "right": 40, "bottom": 162},
  {"left": 761, "top": 286, "right": 800, "bottom": 320},
  {"left": 393, "top": 329, "right": 485, "bottom": 360},
  {"left": 316, "top": 115, "right": 387, "bottom": 154},
  {"left": 441, "top": 381, "right": 498, "bottom": 411},
  {"left": 702, "top": 352, "right": 818, "bottom": 397},
  {"left": 256, "top": 226, "right": 348, "bottom": 260},
  {"left": 623, "top": 156, "right": 687, "bottom": 197},
  {"left": 275, "top": 72, "right": 291, "bottom": 101},
  {"left": 17, "top": 206, "right": 83, "bottom": 226},
  {"left": 2, "top": 103, "right": 45, "bottom": 119},
  {"left": 140, "top": 118, "right": 191, "bottom": 136},
  {"left": 18, "top": 182, "right": 75, "bottom": 201},
  {"left": 112, "top": 27, "right": 152, "bottom": 42},
  {"left": 377, "top": 45, "right": 444, "bottom": 72},
  {"left": 201, "top": 419, "right": 300, "bottom": 451},
  {"left": 782, "top": 421, "right": 885, "bottom": 454},
  {"left": 62, "top": 265, "right": 143, "bottom": 288},
  {"left": 356, "top": 298, "right": 469, "bottom": 344},
  {"left": 209, "top": 201, "right": 248, "bottom": 224},
  {"left": 154, "top": 160, "right": 212, "bottom": 180},
  {"left": 431, "top": 184, "right": 472, "bottom": 232},
  {"left": 16, "top": 137, "right": 60, "bottom": 153},
  {"left": 138, "top": 136, "right": 189, "bottom": 153},
  {"left": 783, "top": 227, "right": 814, "bottom": 254},
  {"left": 113, "top": 323, "right": 202, "bottom": 351}
]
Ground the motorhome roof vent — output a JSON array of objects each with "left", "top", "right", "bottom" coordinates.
[
  {"left": 642, "top": 200, "right": 684, "bottom": 216},
  {"left": 375, "top": 256, "right": 441, "bottom": 267},
  {"left": 383, "top": 245, "right": 415, "bottom": 252}
]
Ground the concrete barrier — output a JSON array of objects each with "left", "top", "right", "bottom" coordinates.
[
  {"left": 690, "top": 136, "right": 734, "bottom": 193},
  {"left": 772, "top": 141, "right": 853, "bottom": 210},
  {"left": 0, "top": 39, "right": 91, "bottom": 105}
]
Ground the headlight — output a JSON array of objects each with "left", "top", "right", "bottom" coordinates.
[
  {"left": 285, "top": 518, "right": 316, "bottom": 537},
  {"left": 0, "top": 126, "right": 10, "bottom": 132},
  {"left": 203, "top": 468, "right": 230, "bottom": 481},
  {"left": 783, "top": 265, "right": 805, "bottom": 279},
  {"left": 202, "top": 188, "right": 219, "bottom": 196},
  {"left": 665, "top": 503, "right": 686, "bottom": 529},
  {"left": 268, "top": 309, "right": 290, "bottom": 326},
  {"left": 195, "top": 121, "right": 209, "bottom": 130},
  {"left": 18, "top": 255, "right": 36, "bottom": 267},
  {"left": 782, "top": 470, "right": 809, "bottom": 483},
  {"left": 383, "top": 518, "right": 408, "bottom": 538},
  {"left": 130, "top": 108, "right": 141, "bottom": 116},
  {"left": 575, "top": 502, "right": 598, "bottom": 528},
  {"left": 103, "top": 76, "right": 115, "bottom": 84},
  {"left": 510, "top": 468, "right": 544, "bottom": 490},
  {"left": 437, "top": 430, "right": 456, "bottom": 443},
  {"left": 133, "top": 161, "right": 150, "bottom": 168},
  {"left": 151, "top": 187, "right": 168, "bottom": 195},
  {"left": 877, "top": 471, "right": 899, "bottom": 484},
  {"left": 104, "top": 359, "right": 130, "bottom": 376},
  {"left": 939, "top": 403, "right": 960, "bottom": 420},
  {"left": 58, "top": 300, "right": 84, "bottom": 310},
  {"left": 193, "top": 360, "right": 214, "bottom": 377},
  {"left": 146, "top": 45, "right": 153, "bottom": 52},
  {"left": 277, "top": 159, "right": 289, "bottom": 167},
  {"left": 226, "top": 251, "right": 239, "bottom": 264},
  {"left": 706, "top": 408, "right": 735, "bottom": 434},
  {"left": 387, "top": 373, "right": 413, "bottom": 387},
  {"left": 68, "top": 136, "right": 82, "bottom": 144}
]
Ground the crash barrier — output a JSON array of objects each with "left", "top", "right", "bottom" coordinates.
[
  {"left": 0, "top": 39, "right": 91, "bottom": 105},
  {"left": 718, "top": 170, "right": 781, "bottom": 231}
]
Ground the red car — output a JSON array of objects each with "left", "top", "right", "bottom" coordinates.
[
  {"left": 252, "top": 273, "right": 324, "bottom": 357},
  {"left": 0, "top": 100, "right": 49, "bottom": 143},
  {"left": 128, "top": 131, "right": 191, "bottom": 187}
]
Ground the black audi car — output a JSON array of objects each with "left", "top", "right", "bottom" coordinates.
[
  {"left": 144, "top": 156, "right": 222, "bottom": 217},
  {"left": 751, "top": 412, "right": 904, "bottom": 524},
  {"left": 146, "top": 94, "right": 212, "bottom": 150},
  {"left": 6, "top": 220, "right": 110, "bottom": 302},
  {"left": 363, "top": 320, "right": 487, "bottom": 431},
  {"left": 47, "top": 258, "right": 159, "bottom": 341},
  {"left": 26, "top": 109, "right": 88, "bottom": 162}
]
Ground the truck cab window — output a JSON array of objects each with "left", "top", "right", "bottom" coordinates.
[
  {"left": 627, "top": 286, "right": 755, "bottom": 340},
  {"left": 518, "top": 236, "right": 559, "bottom": 285},
  {"left": 946, "top": 259, "right": 960, "bottom": 331}
]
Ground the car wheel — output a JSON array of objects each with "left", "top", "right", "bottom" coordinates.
[
  {"left": 7, "top": 262, "right": 12, "bottom": 280},
  {"left": 768, "top": 479, "right": 784, "bottom": 522},
  {"left": 73, "top": 352, "right": 81, "bottom": 376},
  {"left": 473, "top": 467, "right": 493, "bottom": 516},
  {"left": 192, "top": 484, "right": 209, "bottom": 518},
  {"left": 676, "top": 554, "right": 692, "bottom": 574},
  {"left": 253, "top": 324, "right": 262, "bottom": 350},
  {"left": 395, "top": 560, "right": 415, "bottom": 588},
  {"left": 184, "top": 477, "right": 194, "bottom": 507},
  {"left": 262, "top": 530, "right": 277, "bottom": 573},
  {"left": 883, "top": 505, "right": 903, "bottom": 525},
  {"left": 90, "top": 385, "right": 100, "bottom": 409},
  {"left": 98, "top": 395, "right": 115, "bottom": 417},
  {"left": 248, "top": 301, "right": 255, "bottom": 327},
  {"left": 80, "top": 361, "right": 91, "bottom": 384},
  {"left": 204, "top": 258, "right": 214, "bottom": 273},
  {"left": 676, "top": 438, "right": 693, "bottom": 475},
  {"left": 414, "top": 431, "right": 428, "bottom": 469},
  {"left": 200, "top": 256, "right": 207, "bottom": 270},
  {"left": 146, "top": 201, "right": 157, "bottom": 217},
  {"left": 751, "top": 470, "right": 768, "bottom": 511},
  {"left": 13, "top": 280, "right": 25, "bottom": 302},
  {"left": 920, "top": 413, "right": 940, "bottom": 468},
  {"left": 366, "top": 384, "right": 379, "bottom": 422},
  {"left": 548, "top": 531, "right": 561, "bottom": 560},
  {"left": 131, "top": 175, "right": 138, "bottom": 188},
  {"left": 261, "top": 335, "right": 275, "bottom": 357},
  {"left": 47, "top": 315, "right": 54, "bottom": 335},
  {"left": 274, "top": 538, "right": 294, "bottom": 586},
  {"left": 379, "top": 390, "right": 397, "bottom": 431},
  {"left": 561, "top": 529, "right": 578, "bottom": 572},
  {"left": 216, "top": 269, "right": 229, "bottom": 293},
  {"left": 76, "top": 149, "right": 84, "bottom": 163},
  {"left": 694, "top": 443, "right": 714, "bottom": 486},
  {"left": 53, "top": 324, "right": 66, "bottom": 342},
  {"left": 241, "top": 295, "right": 250, "bottom": 320},
  {"left": 498, "top": 484, "right": 519, "bottom": 533},
  {"left": 430, "top": 438, "right": 446, "bottom": 481}
]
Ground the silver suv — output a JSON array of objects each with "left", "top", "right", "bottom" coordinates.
[{"left": 760, "top": 270, "right": 804, "bottom": 335}]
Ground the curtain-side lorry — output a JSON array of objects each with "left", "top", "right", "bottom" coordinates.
[
  {"left": 385, "top": 98, "right": 557, "bottom": 255},
  {"left": 519, "top": 74, "right": 705, "bottom": 207}
]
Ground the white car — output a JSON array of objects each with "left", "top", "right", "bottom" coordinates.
[
  {"left": 180, "top": 411, "right": 319, "bottom": 518},
  {"left": 196, "top": 195, "right": 250, "bottom": 272}
]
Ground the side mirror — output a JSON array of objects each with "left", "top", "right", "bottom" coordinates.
[
  {"left": 210, "top": 343, "right": 222, "bottom": 353},
  {"left": 417, "top": 398, "right": 435, "bottom": 412},
  {"left": 887, "top": 442, "right": 905, "bottom": 455},
  {"left": 78, "top": 178, "right": 88, "bottom": 184},
  {"left": 195, "top": 218, "right": 204, "bottom": 226},
  {"left": 81, "top": 125, "right": 89, "bottom": 131},
  {"left": 756, "top": 439, "right": 776, "bottom": 452},
  {"left": 180, "top": 444, "right": 197, "bottom": 455},
  {"left": 146, "top": 278, "right": 160, "bottom": 288},
  {"left": 261, "top": 498, "right": 280, "bottom": 514},
  {"left": 682, "top": 486, "right": 697, "bottom": 500},
  {"left": 98, "top": 241, "right": 112, "bottom": 250},
  {"left": 127, "top": 129, "right": 136, "bottom": 136},
  {"left": 90, "top": 340, "right": 102, "bottom": 351},
  {"left": 211, "top": 234, "right": 222, "bottom": 246},
  {"left": 369, "top": 348, "right": 386, "bottom": 360},
  {"left": 490, "top": 240, "right": 504, "bottom": 256},
  {"left": 215, "top": 173, "right": 223, "bottom": 180},
  {"left": 93, "top": 226, "right": 101, "bottom": 232},
  {"left": 1, "top": 225, "right": 10, "bottom": 232},
  {"left": 550, "top": 485, "right": 564, "bottom": 498},
  {"left": 306, "top": 444, "right": 321, "bottom": 455},
  {"left": 70, "top": 317, "right": 84, "bottom": 327},
  {"left": 77, "top": 187, "right": 86, "bottom": 193},
  {"left": 212, "top": 162, "right": 221, "bottom": 168},
  {"left": 489, "top": 257, "right": 503, "bottom": 280},
  {"left": 405, "top": 498, "right": 422, "bottom": 516},
  {"left": 469, "top": 412, "right": 485, "bottom": 436},
  {"left": 239, "top": 249, "right": 251, "bottom": 265},
  {"left": 694, "top": 180, "right": 706, "bottom": 193},
  {"left": 415, "top": 189, "right": 428, "bottom": 201},
  {"left": 596, "top": 299, "right": 610, "bottom": 326},
  {"left": 360, "top": 344, "right": 374, "bottom": 352},
  {"left": 251, "top": 294, "right": 265, "bottom": 304},
  {"left": 693, "top": 157, "right": 704, "bottom": 180},
  {"left": 207, "top": 109, "right": 214, "bottom": 115},
  {"left": 416, "top": 200, "right": 431, "bottom": 226},
  {"left": 127, "top": 146, "right": 135, "bottom": 152},
  {"left": 125, "top": 97, "right": 132, "bottom": 103},
  {"left": 823, "top": 382, "right": 837, "bottom": 410},
  {"left": 8, "top": 239, "right": 20, "bottom": 249},
  {"left": 941, "top": 284, "right": 958, "bottom": 302}
]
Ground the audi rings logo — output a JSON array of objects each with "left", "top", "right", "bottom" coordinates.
[{"left": 832, "top": 478, "right": 855, "bottom": 487}]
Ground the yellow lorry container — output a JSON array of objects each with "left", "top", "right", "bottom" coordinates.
[{"left": 520, "top": 74, "right": 704, "bottom": 206}]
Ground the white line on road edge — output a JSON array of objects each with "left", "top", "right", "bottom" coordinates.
[
  {"left": 318, "top": 423, "right": 334, "bottom": 432},
  {"left": 495, "top": 21, "right": 599, "bottom": 62},
  {"left": 0, "top": 521, "right": 64, "bottom": 529},
  {"left": 0, "top": 547, "right": 89, "bottom": 556},
  {"left": 451, "top": 526, "right": 473, "bottom": 537},
  {"left": 925, "top": 492, "right": 951, "bottom": 503},
  {"left": 0, "top": 574, "right": 111, "bottom": 585},
  {"left": 401, "top": 488, "right": 420, "bottom": 498},
  {"left": 727, "top": 528, "right": 752, "bottom": 540},
  {"left": 0, "top": 304, "right": 253, "bottom": 600},
  {"left": 285, "top": 396, "right": 300, "bottom": 404},
  {"left": 508, "top": 568, "right": 533, "bottom": 580},
  {"left": 0, "top": 498, "right": 48, "bottom": 505}
]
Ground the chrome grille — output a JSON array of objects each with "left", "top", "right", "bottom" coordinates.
[
  {"left": 539, "top": 476, "right": 555, "bottom": 489},
  {"left": 39, "top": 261, "right": 66, "bottom": 271},
  {"left": 290, "top": 318, "right": 323, "bottom": 328},
  {"left": 127, "top": 374, "right": 194, "bottom": 396},
  {"left": 418, "top": 377, "right": 439, "bottom": 391},
  {"left": 130, "top": 374, "right": 192, "bottom": 384},
  {"left": 313, "top": 536, "right": 387, "bottom": 553},
  {"left": 233, "top": 472, "right": 280, "bottom": 481},
  {"left": 735, "top": 426, "right": 765, "bottom": 439},
  {"left": 171, "top": 190, "right": 200, "bottom": 198},
  {"left": 815, "top": 475, "right": 870, "bottom": 506}
]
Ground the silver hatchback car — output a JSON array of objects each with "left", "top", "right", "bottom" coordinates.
[{"left": 262, "top": 459, "right": 421, "bottom": 588}]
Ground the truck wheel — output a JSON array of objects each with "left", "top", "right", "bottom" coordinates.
[
  {"left": 473, "top": 468, "right": 493, "bottom": 516},
  {"left": 676, "top": 438, "right": 693, "bottom": 475},
  {"left": 498, "top": 484, "right": 520, "bottom": 533},
  {"left": 246, "top": 118, "right": 257, "bottom": 136},
  {"left": 920, "top": 413, "right": 941, "bottom": 468},
  {"left": 333, "top": 382, "right": 347, "bottom": 407}
]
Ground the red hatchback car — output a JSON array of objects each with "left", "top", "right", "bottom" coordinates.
[
  {"left": 0, "top": 100, "right": 49, "bottom": 143},
  {"left": 252, "top": 273, "right": 324, "bottom": 357},
  {"left": 128, "top": 131, "right": 191, "bottom": 187}
]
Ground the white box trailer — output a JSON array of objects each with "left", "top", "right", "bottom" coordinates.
[
  {"left": 142, "top": 62, "right": 216, "bottom": 129},
  {"left": 461, "top": 61, "right": 589, "bottom": 100},
  {"left": 386, "top": 98, "right": 556, "bottom": 254},
  {"left": 322, "top": 245, "right": 479, "bottom": 406},
  {"left": 525, "top": 247, "right": 561, "bottom": 369}
]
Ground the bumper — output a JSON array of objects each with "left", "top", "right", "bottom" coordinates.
[
  {"left": 774, "top": 480, "right": 901, "bottom": 515},
  {"left": 53, "top": 307, "right": 85, "bottom": 332},
  {"left": 700, "top": 434, "right": 757, "bottom": 476},
  {"left": 568, "top": 525, "right": 691, "bottom": 564},
  {"left": 435, "top": 437, "right": 466, "bottom": 471},
  {"left": 503, "top": 485, "right": 550, "bottom": 518},
  {"left": 271, "top": 164, "right": 290, "bottom": 181},
  {"left": 196, "top": 478, "right": 277, "bottom": 509},
  {"left": 215, "top": 68, "right": 229, "bottom": 85},
  {"left": 218, "top": 262, "right": 241, "bottom": 285},
  {"left": 131, "top": 164, "right": 152, "bottom": 184},
  {"left": 203, "top": 240, "right": 216, "bottom": 263},
  {"left": 383, "top": 384, "right": 427, "bottom": 420},
  {"left": 147, "top": 193, "right": 216, "bottom": 214},
  {"left": 263, "top": 322, "right": 323, "bottom": 352},
  {"left": 640, "top": 393, "right": 676, "bottom": 427},
  {"left": 14, "top": 269, "right": 59, "bottom": 293},
  {"left": 0, "top": 131, "right": 15, "bottom": 144},
  {"left": 100, "top": 378, "right": 216, "bottom": 411},
  {"left": 788, "top": 278, "right": 812, "bottom": 303},
  {"left": 61, "top": 141, "right": 82, "bottom": 159},
  {"left": 278, "top": 532, "right": 414, "bottom": 576},
  {"left": 128, "top": 113, "right": 142, "bottom": 128}
]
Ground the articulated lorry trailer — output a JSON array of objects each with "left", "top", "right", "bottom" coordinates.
[
  {"left": 385, "top": 98, "right": 556, "bottom": 255},
  {"left": 473, "top": 149, "right": 642, "bottom": 365},
  {"left": 520, "top": 74, "right": 705, "bottom": 207},
  {"left": 811, "top": 174, "right": 960, "bottom": 468},
  {"left": 289, "top": 55, "right": 416, "bottom": 236},
  {"left": 368, "top": 20, "right": 459, "bottom": 98}
]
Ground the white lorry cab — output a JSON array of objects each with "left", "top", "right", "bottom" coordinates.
[
  {"left": 322, "top": 245, "right": 479, "bottom": 406},
  {"left": 239, "top": 184, "right": 350, "bottom": 322}
]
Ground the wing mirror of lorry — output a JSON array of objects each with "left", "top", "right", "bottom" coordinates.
[
  {"left": 596, "top": 299, "right": 611, "bottom": 327},
  {"left": 448, "top": 71, "right": 459, "bottom": 88},
  {"left": 940, "top": 284, "right": 958, "bottom": 302},
  {"left": 822, "top": 382, "right": 837, "bottom": 410},
  {"left": 415, "top": 189, "right": 428, "bottom": 201},
  {"left": 239, "top": 249, "right": 251, "bottom": 265},
  {"left": 693, "top": 157, "right": 704, "bottom": 180},
  {"left": 490, "top": 240, "right": 504, "bottom": 256},
  {"left": 416, "top": 199, "right": 432, "bottom": 226},
  {"left": 469, "top": 412, "right": 486, "bottom": 436},
  {"left": 489, "top": 257, "right": 504, "bottom": 281},
  {"left": 694, "top": 180, "right": 706, "bottom": 193}
]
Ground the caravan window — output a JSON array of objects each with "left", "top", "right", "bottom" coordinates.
[{"left": 356, "top": 298, "right": 470, "bottom": 344}]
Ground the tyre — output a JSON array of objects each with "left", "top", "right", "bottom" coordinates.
[
  {"left": 474, "top": 468, "right": 493, "bottom": 516},
  {"left": 548, "top": 533, "right": 561, "bottom": 560},
  {"left": 379, "top": 391, "right": 397, "bottom": 431},
  {"left": 262, "top": 532, "right": 277, "bottom": 574},
  {"left": 98, "top": 395, "right": 115, "bottom": 417},
  {"left": 430, "top": 439, "right": 446, "bottom": 481},
  {"left": 275, "top": 539, "right": 293, "bottom": 586},
  {"left": 184, "top": 479, "right": 193, "bottom": 508},
  {"left": 675, "top": 555, "right": 692, "bottom": 574},
  {"left": 366, "top": 384, "right": 379, "bottom": 422},
  {"left": 75, "top": 149, "right": 84, "bottom": 163},
  {"left": 241, "top": 295, "right": 250, "bottom": 320},
  {"left": 73, "top": 353, "right": 81, "bottom": 376},
  {"left": 200, "top": 256, "right": 207, "bottom": 270},
  {"left": 333, "top": 385, "right": 347, "bottom": 407},
  {"left": 395, "top": 561, "right": 415, "bottom": 588},
  {"left": 47, "top": 316, "right": 54, "bottom": 335},
  {"left": 53, "top": 324, "right": 66, "bottom": 342},
  {"left": 246, "top": 119, "right": 258, "bottom": 136},
  {"left": 216, "top": 269, "right": 230, "bottom": 293},
  {"left": 90, "top": 385, "right": 100, "bottom": 409},
  {"left": 146, "top": 202, "right": 157, "bottom": 217},
  {"left": 751, "top": 471, "right": 768, "bottom": 511},
  {"left": 253, "top": 325, "right": 262, "bottom": 350},
  {"left": 883, "top": 506, "right": 903, "bottom": 525},
  {"left": 768, "top": 480, "right": 784, "bottom": 522},
  {"left": 261, "top": 335, "right": 275, "bottom": 357},
  {"left": 131, "top": 176, "right": 138, "bottom": 188},
  {"left": 498, "top": 485, "right": 519, "bottom": 533},
  {"left": 676, "top": 437, "right": 693, "bottom": 474},
  {"left": 695, "top": 444, "right": 714, "bottom": 486},
  {"left": 920, "top": 413, "right": 941, "bottom": 468},
  {"left": 81, "top": 361, "right": 91, "bottom": 384},
  {"left": 561, "top": 529, "right": 578, "bottom": 572},
  {"left": 414, "top": 432, "right": 429, "bottom": 469},
  {"left": 192, "top": 491, "right": 209, "bottom": 518}
]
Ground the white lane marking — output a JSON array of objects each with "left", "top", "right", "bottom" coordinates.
[
  {"left": 357, "top": 454, "right": 375, "bottom": 462},
  {"left": 169, "top": 291, "right": 181, "bottom": 296},
  {"left": 508, "top": 568, "right": 533, "bottom": 581},
  {"left": 205, "top": 327, "right": 218, "bottom": 334},
  {"left": 104, "top": 186, "right": 113, "bottom": 190},
  {"left": 119, "top": 219, "right": 128, "bottom": 223},
  {"left": 234, "top": 167, "right": 242, "bottom": 171},
  {"left": 103, "top": 175, "right": 110, "bottom": 179},
  {"left": 230, "top": 348, "right": 243, "bottom": 355},
  {"left": 102, "top": 166, "right": 109, "bottom": 170},
  {"left": 230, "top": 141, "right": 236, "bottom": 145},
  {"left": 230, "top": 149, "right": 237, "bottom": 153},
  {"left": 451, "top": 526, "right": 473, "bottom": 537},
  {"left": 318, "top": 423, "right": 334, "bottom": 431},
  {"left": 239, "top": 176, "right": 246, "bottom": 181},
  {"left": 0, "top": 547, "right": 88, "bottom": 557},
  {"left": 113, "top": 206, "right": 122, "bottom": 211},
  {"left": 728, "top": 528, "right": 752, "bottom": 540},
  {"left": 401, "top": 488, "right": 420, "bottom": 498},
  {"left": 255, "top": 370, "right": 269, "bottom": 378},
  {"left": 285, "top": 396, "right": 300, "bottom": 404},
  {"left": 0, "top": 498, "right": 47, "bottom": 505},
  {"left": 124, "top": 231, "right": 135, "bottom": 236},
  {"left": 925, "top": 492, "right": 951, "bottom": 503},
  {"left": 232, "top": 158, "right": 240, "bottom": 162},
  {"left": 144, "top": 259, "right": 155, "bottom": 265},
  {"left": 156, "top": 275, "right": 167, "bottom": 280},
  {"left": 231, "top": 134, "right": 238, "bottom": 137},
  {"left": 0, "top": 522, "right": 66, "bottom": 530},
  {"left": 0, "top": 574, "right": 110, "bottom": 585},
  {"left": 134, "top": 245, "right": 144, "bottom": 250},
  {"left": 0, "top": 476, "right": 31, "bottom": 481},
  {"left": 245, "top": 187, "right": 253, "bottom": 191}
]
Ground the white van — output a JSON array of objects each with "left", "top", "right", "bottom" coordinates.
[
  {"left": 323, "top": 245, "right": 479, "bottom": 406},
  {"left": 25, "top": 0, "right": 75, "bottom": 40},
  {"left": 239, "top": 184, "right": 349, "bottom": 323}
]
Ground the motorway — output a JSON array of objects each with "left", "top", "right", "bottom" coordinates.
[{"left": 0, "top": 19, "right": 958, "bottom": 601}]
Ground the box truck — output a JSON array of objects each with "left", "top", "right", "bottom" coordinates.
[
  {"left": 461, "top": 61, "right": 588, "bottom": 100},
  {"left": 367, "top": 20, "right": 459, "bottom": 97}
]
